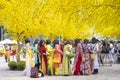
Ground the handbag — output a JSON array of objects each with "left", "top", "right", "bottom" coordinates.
[
  {"left": 30, "top": 67, "right": 38, "bottom": 78},
  {"left": 65, "top": 51, "right": 70, "bottom": 55},
  {"left": 69, "top": 51, "right": 74, "bottom": 59},
  {"left": 90, "top": 44, "right": 96, "bottom": 60},
  {"left": 82, "top": 57, "right": 85, "bottom": 62},
  {"left": 90, "top": 53, "right": 95, "bottom": 60},
  {"left": 53, "top": 53, "right": 61, "bottom": 63}
]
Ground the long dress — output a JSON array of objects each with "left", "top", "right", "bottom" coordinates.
[
  {"left": 5, "top": 47, "right": 10, "bottom": 62},
  {"left": 24, "top": 43, "right": 34, "bottom": 77},
  {"left": 34, "top": 44, "right": 41, "bottom": 69},
  {"left": 81, "top": 44, "right": 91, "bottom": 75},
  {"left": 39, "top": 45, "right": 47, "bottom": 75},
  {"left": 62, "top": 44, "right": 72, "bottom": 75},
  {"left": 91, "top": 43, "right": 99, "bottom": 73},
  {"left": 73, "top": 43, "right": 83, "bottom": 75},
  {"left": 53, "top": 44, "right": 63, "bottom": 76},
  {"left": 46, "top": 44, "right": 54, "bottom": 75}
]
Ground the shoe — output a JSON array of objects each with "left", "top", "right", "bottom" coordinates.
[{"left": 92, "top": 69, "right": 98, "bottom": 75}]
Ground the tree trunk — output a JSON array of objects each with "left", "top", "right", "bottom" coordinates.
[
  {"left": 16, "top": 32, "right": 24, "bottom": 62},
  {"left": 16, "top": 39, "right": 20, "bottom": 62}
]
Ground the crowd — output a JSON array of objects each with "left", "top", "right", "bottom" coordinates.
[
  {"left": 23, "top": 37, "right": 120, "bottom": 77},
  {"left": 3, "top": 37, "right": 120, "bottom": 77}
]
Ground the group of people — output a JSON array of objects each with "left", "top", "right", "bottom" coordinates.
[
  {"left": 20, "top": 37, "right": 120, "bottom": 77},
  {"left": 3, "top": 37, "right": 120, "bottom": 77},
  {"left": 4, "top": 44, "right": 17, "bottom": 62}
]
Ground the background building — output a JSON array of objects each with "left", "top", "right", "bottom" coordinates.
[
  {"left": 0, "top": 26, "right": 10, "bottom": 41},
  {"left": 0, "top": 26, "right": 4, "bottom": 41}
]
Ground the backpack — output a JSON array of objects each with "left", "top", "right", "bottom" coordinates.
[{"left": 30, "top": 67, "right": 38, "bottom": 78}]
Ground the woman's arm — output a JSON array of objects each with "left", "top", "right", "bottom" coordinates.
[{"left": 54, "top": 45, "right": 63, "bottom": 54}]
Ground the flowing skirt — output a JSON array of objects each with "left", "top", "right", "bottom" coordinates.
[
  {"left": 6, "top": 51, "right": 10, "bottom": 60},
  {"left": 74, "top": 53, "right": 82, "bottom": 75},
  {"left": 62, "top": 54, "right": 71, "bottom": 75},
  {"left": 82, "top": 53, "right": 91, "bottom": 75},
  {"left": 93, "top": 54, "right": 99, "bottom": 70},
  {"left": 41, "top": 55, "right": 47, "bottom": 75},
  {"left": 24, "top": 57, "right": 31, "bottom": 76},
  {"left": 47, "top": 57, "right": 54, "bottom": 75}
]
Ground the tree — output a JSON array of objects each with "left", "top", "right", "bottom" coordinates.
[
  {"left": 0, "top": 0, "right": 119, "bottom": 56},
  {"left": 0, "top": 0, "right": 49, "bottom": 62}
]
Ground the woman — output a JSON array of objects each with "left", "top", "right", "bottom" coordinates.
[
  {"left": 81, "top": 39, "right": 91, "bottom": 75},
  {"left": 73, "top": 39, "right": 83, "bottom": 75},
  {"left": 53, "top": 39, "right": 63, "bottom": 76},
  {"left": 71, "top": 40, "right": 76, "bottom": 74},
  {"left": 33, "top": 39, "right": 41, "bottom": 70},
  {"left": 46, "top": 39, "right": 54, "bottom": 75},
  {"left": 24, "top": 38, "right": 34, "bottom": 76},
  {"left": 39, "top": 40, "right": 47, "bottom": 75},
  {"left": 4, "top": 44, "right": 10, "bottom": 62},
  {"left": 11, "top": 44, "right": 17, "bottom": 61},
  {"left": 62, "top": 40, "right": 72, "bottom": 75},
  {"left": 90, "top": 38, "right": 99, "bottom": 74}
]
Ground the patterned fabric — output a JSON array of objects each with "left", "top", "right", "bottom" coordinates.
[
  {"left": 74, "top": 53, "right": 82, "bottom": 75},
  {"left": 81, "top": 44, "right": 91, "bottom": 75},
  {"left": 62, "top": 44, "right": 71, "bottom": 75},
  {"left": 73, "top": 43, "right": 83, "bottom": 75}
]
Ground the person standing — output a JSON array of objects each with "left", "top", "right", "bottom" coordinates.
[
  {"left": 11, "top": 44, "right": 17, "bottom": 61},
  {"left": 46, "top": 39, "right": 54, "bottom": 75},
  {"left": 53, "top": 40, "right": 63, "bottom": 76},
  {"left": 81, "top": 39, "right": 91, "bottom": 75},
  {"left": 33, "top": 39, "right": 41, "bottom": 70},
  {"left": 4, "top": 44, "right": 10, "bottom": 62},
  {"left": 24, "top": 39, "right": 34, "bottom": 77},
  {"left": 101, "top": 40, "right": 112, "bottom": 66},
  {"left": 90, "top": 38, "right": 99, "bottom": 74},
  {"left": 39, "top": 40, "right": 47, "bottom": 75},
  {"left": 62, "top": 40, "right": 72, "bottom": 76},
  {"left": 73, "top": 39, "right": 83, "bottom": 75}
]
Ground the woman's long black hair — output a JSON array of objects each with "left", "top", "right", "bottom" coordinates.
[
  {"left": 74, "top": 39, "right": 79, "bottom": 47},
  {"left": 53, "top": 39, "right": 59, "bottom": 48},
  {"left": 39, "top": 40, "right": 45, "bottom": 47},
  {"left": 33, "top": 39, "right": 39, "bottom": 47},
  {"left": 25, "top": 38, "right": 30, "bottom": 44}
]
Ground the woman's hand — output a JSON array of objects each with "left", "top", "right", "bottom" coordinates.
[{"left": 43, "top": 53, "right": 46, "bottom": 55}]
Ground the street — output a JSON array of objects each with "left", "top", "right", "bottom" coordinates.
[{"left": 0, "top": 56, "right": 120, "bottom": 80}]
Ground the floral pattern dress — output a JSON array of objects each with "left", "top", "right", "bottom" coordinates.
[
  {"left": 73, "top": 43, "right": 83, "bottom": 75},
  {"left": 81, "top": 44, "right": 91, "bottom": 75}
]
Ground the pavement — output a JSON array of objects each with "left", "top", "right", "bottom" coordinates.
[{"left": 0, "top": 56, "right": 120, "bottom": 80}]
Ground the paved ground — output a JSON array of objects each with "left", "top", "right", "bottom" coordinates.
[{"left": 0, "top": 56, "right": 120, "bottom": 80}]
